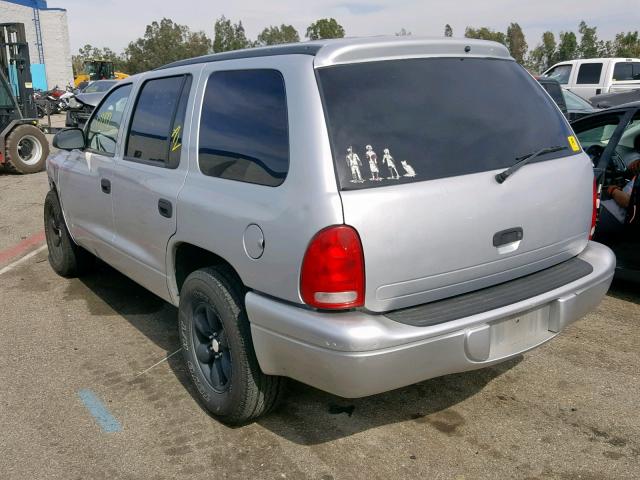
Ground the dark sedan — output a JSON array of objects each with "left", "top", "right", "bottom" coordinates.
[{"left": 572, "top": 103, "right": 640, "bottom": 281}]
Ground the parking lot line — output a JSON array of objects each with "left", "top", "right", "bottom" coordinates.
[
  {"left": 0, "top": 230, "right": 45, "bottom": 266},
  {"left": 77, "top": 389, "right": 122, "bottom": 433},
  {"left": 0, "top": 244, "right": 47, "bottom": 276}
]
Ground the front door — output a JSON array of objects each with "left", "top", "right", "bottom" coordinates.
[
  {"left": 109, "top": 73, "right": 194, "bottom": 301},
  {"left": 58, "top": 83, "right": 133, "bottom": 261}
]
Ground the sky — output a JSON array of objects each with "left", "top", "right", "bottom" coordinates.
[{"left": 51, "top": 0, "right": 640, "bottom": 54}]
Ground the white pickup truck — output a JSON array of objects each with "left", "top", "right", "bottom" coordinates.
[{"left": 543, "top": 58, "right": 640, "bottom": 100}]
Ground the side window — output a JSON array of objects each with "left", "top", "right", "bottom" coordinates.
[
  {"left": 125, "top": 75, "right": 192, "bottom": 168},
  {"left": 198, "top": 69, "right": 289, "bottom": 187},
  {"left": 613, "top": 63, "right": 633, "bottom": 81},
  {"left": 544, "top": 65, "right": 572, "bottom": 85},
  {"left": 86, "top": 84, "right": 132, "bottom": 156},
  {"left": 576, "top": 63, "right": 603, "bottom": 84},
  {"left": 613, "top": 62, "right": 640, "bottom": 81}
]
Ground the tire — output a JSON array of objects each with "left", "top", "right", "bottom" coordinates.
[
  {"left": 179, "top": 267, "right": 285, "bottom": 424},
  {"left": 4, "top": 124, "right": 50, "bottom": 174},
  {"left": 43, "top": 190, "right": 94, "bottom": 277}
]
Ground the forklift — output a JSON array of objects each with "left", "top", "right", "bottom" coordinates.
[{"left": 0, "top": 23, "right": 49, "bottom": 174}]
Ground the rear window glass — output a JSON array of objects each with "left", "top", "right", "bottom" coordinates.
[
  {"left": 198, "top": 69, "right": 289, "bottom": 187},
  {"left": 576, "top": 63, "right": 603, "bottom": 84},
  {"left": 318, "top": 58, "right": 577, "bottom": 190}
]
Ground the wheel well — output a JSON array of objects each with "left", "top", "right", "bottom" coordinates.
[{"left": 173, "top": 243, "right": 243, "bottom": 293}]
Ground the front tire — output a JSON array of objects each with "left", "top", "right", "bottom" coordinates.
[
  {"left": 179, "top": 267, "right": 285, "bottom": 424},
  {"left": 4, "top": 124, "right": 49, "bottom": 174},
  {"left": 43, "top": 190, "right": 94, "bottom": 277}
]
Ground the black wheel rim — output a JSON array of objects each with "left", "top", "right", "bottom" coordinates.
[
  {"left": 45, "top": 203, "right": 64, "bottom": 262},
  {"left": 191, "top": 302, "right": 232, "bottom": 393}
]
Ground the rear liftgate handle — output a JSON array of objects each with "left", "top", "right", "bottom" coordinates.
[
  {"left": 493, "top": 227, "right": 523, "bottom": 254},
  {"left": 158, "top": 198, "right": 173, "bottom": 218}
]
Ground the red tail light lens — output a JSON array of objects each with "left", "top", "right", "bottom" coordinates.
[
  {"left": 300, "top": 225, "right": 365, "bottom": 310},
  {"left": 590, "top": 178, "right": 599, "bottom": 239}
]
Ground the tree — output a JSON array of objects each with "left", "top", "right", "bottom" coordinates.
[
  {"left": 123, "top": 18, "right": 211, "bottom": 73},
  {"left": 395, "top": 28, "right": 411, "bottom": 36},
  {"left": 527, "top": 31, "right": 557, "bottom": 73},
  {"left": 506, "top": 22, "right": 527, "bottom": 64},
  {"left": 72, "top": 44, "right": 127, "bottom": 76},
  {"left": 444, "top": 24, "right": 453, "bottom": 37},
  {"left": 556, "top": 31, "right": 578, "bottom": 62},
  {"left": 578, "top": 21, "right": 599, "bottom": 58},
  {"left": 213, "top": 16, "right": 253, "bottom": 53},
  {"left": 306, "top": 18, "right": 345, "bottom": 40},
  {"left": 612, "top": 31, "right": 640, "bottom": 57},
  {"left": 464, "top": 27, "right": 506, "bottom": 45},
  {"left": 256, "top": 24, "right": 299, "bottom": 46}
]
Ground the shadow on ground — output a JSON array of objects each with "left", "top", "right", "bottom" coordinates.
[
  {"left": 608, "top": 278, "right": 640, "bottom": 304},
  {"left": 67, "top": 261, "right": 520, "bottom": 445}
]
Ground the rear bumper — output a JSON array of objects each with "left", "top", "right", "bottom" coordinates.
[{"left": 247, "top": 241, "right": 615, "bottom": 398}]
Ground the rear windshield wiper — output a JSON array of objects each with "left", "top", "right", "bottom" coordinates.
[{"left": 495, "top": 145, "right": 568, "bottom": 184}]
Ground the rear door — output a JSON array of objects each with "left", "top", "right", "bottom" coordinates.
[
  {"left": 317, "top": 57, "right": 593, "bottom": 312},
  {"left": 571, "top": 61, "right": 604, "bottom": 99},
  {"left": 109, "top": 72, "right": 195, "bottom": 301},
  {"left": 610, "top": 60, "right": 640, "bottom": 94}
]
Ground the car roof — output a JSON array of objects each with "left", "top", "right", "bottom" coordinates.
[{"left": 157, "top": 36, "right": 512, "bottom": 70}]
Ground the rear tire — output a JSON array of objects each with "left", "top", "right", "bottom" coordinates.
[
  {"left": 4, "top": 124, "right": 49, "bottom": 174},
  {"left": 43, "top": 190, "right": 94, "bottom": 277},
  {"left": 179, "top": 267, "right": 285, "bottom": 425}
]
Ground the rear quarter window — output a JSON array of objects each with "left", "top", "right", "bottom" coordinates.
[
  {"left": 318, "top": 57, "right": 577, "bottom": 190},
  {"left": 198, "top": 69, "right": 289, "bottom": 187}
]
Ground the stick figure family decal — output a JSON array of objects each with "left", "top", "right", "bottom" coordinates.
[{"left": 346, "top": 145, "right": 416, "bottom": 183}]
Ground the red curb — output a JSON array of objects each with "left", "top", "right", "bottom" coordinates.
[{"left": 0, "top": 230, "right": 46, "bottom": 266}]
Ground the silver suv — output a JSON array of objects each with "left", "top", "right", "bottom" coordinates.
[{"left": 45, "top": 37, "right": 616, "bottom": 424}]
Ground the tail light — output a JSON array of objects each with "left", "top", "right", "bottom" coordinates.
[
  {"left": 590, "top": 178, "right": 599, "bottom": 239},
  {"left": 300, "top": 225, "right": 365, "bottom": 310}
]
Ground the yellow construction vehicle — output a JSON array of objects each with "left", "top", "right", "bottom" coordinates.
[{"left": 73, "top": 60, "right": 128, "bottom": 88}]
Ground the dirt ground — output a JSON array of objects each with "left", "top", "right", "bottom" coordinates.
[{"left": 0, "top": 128, "right": 638, "bottom": 479}]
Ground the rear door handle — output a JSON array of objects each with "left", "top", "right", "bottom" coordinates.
[
  {"left": 158, "top": 198, "right": 173, "bottom": 218},
  {"left": 100, "top": 178, "right": 111, "bottom": 194}
]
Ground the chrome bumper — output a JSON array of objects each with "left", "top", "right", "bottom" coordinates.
[{"left": 247, "top": 242, "right": 615, "bottom": 398}]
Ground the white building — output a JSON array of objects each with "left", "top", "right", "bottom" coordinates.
[{"left": 0, "top": 0, "right": 73, "bottom": 90}]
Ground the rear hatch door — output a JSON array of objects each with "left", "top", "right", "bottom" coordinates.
[{"left": 317, "top": 57, "right": 593, "bottom": 313}]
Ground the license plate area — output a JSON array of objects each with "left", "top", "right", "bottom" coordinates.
[{"left": 489, "top": 306, "right": 552, "bottom": 359}]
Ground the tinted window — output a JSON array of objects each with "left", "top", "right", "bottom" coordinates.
[
  {"left": 126, "top": 75, "right": 189, "bottom": 167},
  {"left": 613, "top": 62, "right": 640, "bottom": 81},
  {"left": 545, "top": 65, "right": 572, "bottom": 84},
  {"left": 318, "top": 58, "right": 577, "bottom": 190},
  {"left": 198, "top": 70, "right": 288, "bottom": 187},
  {"left": 576, "top": 63, "right": 603, "bottom": 84},
  {"left": 86, "top": 84, "right": 132, "bottom": 156}
]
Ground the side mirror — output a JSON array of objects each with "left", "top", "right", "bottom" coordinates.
[{"left": 53, "top": 128, "right": 85, "bottom": 151}]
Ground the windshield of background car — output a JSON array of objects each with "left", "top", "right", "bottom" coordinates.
[
  {"left": 574, "top": 112, "right": 624, "bottom": 150},
  {"left": 564, "top": 90, "right": 594, "bottom": 111},
  {"left": 83, "top": 81, "right": 116, "bottom": 93},
  {"left": 317, "top": 57, "right": 578, "bottom": 190}
]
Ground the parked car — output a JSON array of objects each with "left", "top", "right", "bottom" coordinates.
[
  {"left": 537, "top": 77, "right": 599, "bottom": 121},
  {"left": 45, "top": 37, "right": 615, "bottom": 424},
  {"left": 542, "top": 58, "right": 640, "bottom": 100},
  {"left": 65, "top": 79, "right": 118, "bottom": 127},
  {"left": 571, "top": 103, "right": 640, "bottom": 281},
  {"left": 589, "top": 89, "right": 640, "bottom": 109}
]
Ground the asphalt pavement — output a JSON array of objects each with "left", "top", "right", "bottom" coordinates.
[{"left": 0, "top": 120, "right": 638, "bottom": 479}]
